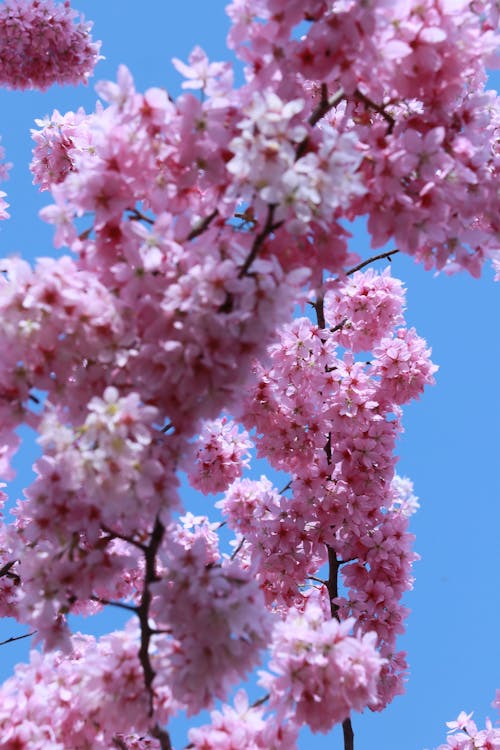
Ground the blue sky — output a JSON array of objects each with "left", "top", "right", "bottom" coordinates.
[{"left": 0, "top": 3, "right": 499, "bottom": 750}]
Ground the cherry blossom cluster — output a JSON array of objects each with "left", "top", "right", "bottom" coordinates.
[
  {"left": 260, "top": 592, "right": 384, "bottom": 733},
  {"left": 0, "top": 1, "right": 498, "bottom": 748},
  {"left": 0, "top": 0, "right": 100, "bottom": 90},
  {"left": 188, "top": 689, "right": 299, "bottom": 750},
  {"left": 0, "top": 623, "right": 175, "bottom": 749},
  {"left": 226, "top": 0, "right": 500, "bottom": 274},
  {"left": 434, "top": 703, "right": 500, "bottom": 750},
  {"left": 0, "top": 387, "right": 180, "bottom": 647},
  {"left": 185, "top": 417, "right": 253, "bottom": 494},
  {"left": 150, "top": 514, "right": 272, "bottom": 714},
  {"left": 225, "top": 267, "right": 436, "bottom": 708}
]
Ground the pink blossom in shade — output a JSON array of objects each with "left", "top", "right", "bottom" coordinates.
[
  {"left": 0, "top": 0, "right": 101, "bottom": 91},
  {"left": 185, "top": 417, "right": 253, "bottom": 494},
  {"left": 261, "top": 592, "right": 385, "bottom": 733},
  {"left": 0, "top": 623, "right": 177, "bottom": 749},
  {"left": 150, "top": 516, "right": 272, "bottom": 714}
]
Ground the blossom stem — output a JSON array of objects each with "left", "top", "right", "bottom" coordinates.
[
  {"left": 346, "top": 249, "right": 399, "bottom": 276},
  {"left": 0, "top": 631, "right": 36, "bottom": 647},
  {"left": 238, "top": 203, "right": 283, "bottom": 277}
]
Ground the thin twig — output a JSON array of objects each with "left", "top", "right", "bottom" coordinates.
[
  {"left": 309, "top": 84, "right": 345, "bottom": 127},
  {"left": 354, "top": 89, "right": 395, "bottom": 133},
  {"left": 308, "top": 575, "right": 327, "bottom": 586},
  {"left": 330, "top": 317, "right": 348, "bottom": 334},
  {"left": 346, "top": 249, "right": 399, "bottom": 276},
  {"left": 238, "top": 204, "right": 283, "bottom": 278},
  {"left": 296, "top": 85, "right": 346, "bottom": 159},
  {"left": 91, "top": 595, "right": 137, "bottom": 613},
  {"left": 101, "top": 525, "right": 148, "bottom": 552},
  {"left": 230, "top": 536, "right": 246, "bottom": 561},
  {"left": 0, "top": 631, "right": 36, "bottom": 647},
  {"left": 128, "top": 207, "right": 155, "bottom": 225},
  {"left": 251, "top": 692, "right": 270, "bottom": 709},
  {"left": 187, "top": 209, "right": 218, "bottom": 241}
]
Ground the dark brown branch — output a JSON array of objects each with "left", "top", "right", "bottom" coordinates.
[
  {"left": 101, "top": 525, "right": 148, "bottom": 552},
  {"left": 137, "top": 516, "right": 165, "bottom": 716},
  {"left": 330, "top": 317, "right": 348, "bottom": 334},
  {"left": 354, "top": 89, "right": 395, "bottom": 133},
  {"left": 0, "top": 559, "right": 20, "bottom": 585},
  {"left": 308, "top": 575, "right": 327, "bottom": 586},
  {"left": 128, "top": 207, "right": 155, "bottom": 225},
  {"left": 326, "top": 545, "right": 340, "bottom": 620},
  {"left": 346, "top": 249, "right": 399, "bottom": 276},
  {"left": 238, "top": 204, "right": 283, "bottom": 278},
  {"left": 309, "top": 84, "right": 345, "bottom": 127},
  {"left": 151, "top": 724, "right": 173, "bottom": 750},
  {"left": 78, "top": 226, "right": 92, "bottom": 241},
  {"left": 187, "top": 208, "right": 218, "bottom": 241},
  {"left": 251, "top": 692, "right": 270, "bottom": 709},
  {"left": 0, "top": 631, "right": 36, "bottom": 647},
  {"left": 343, "top": 718, "right": 354, "bottom": 750},
  {"left": 0, "top": 560, "right": 17, "bottom": 577},
  {"left": 311, "top": 293, "right": 326, "bottom": 330},
  {"left": 230, "top": 536, "right": 246, "bottom": 561},
  {"left": 90, "top": 595, "right": 137, "bottom": 613},
  {"left": 296, "top": 85, "right": 346, "bottom": 160},
  {"left": 279, "top": 480, "right": 292, "bottom": 494}
]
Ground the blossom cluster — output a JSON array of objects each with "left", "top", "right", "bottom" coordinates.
[
  {"left": 0, "top": 0, "right": 497, "bottom": 748},
  {"left": 0, "top": 623, "right": 175, "bottom": 749},
  {"left": 0, "top": 0, "right": 100, "bottom": 90},
  {"left": 261, "top": 594, "right": 384, "bottom": 733},
  {"left": 435, "top": 706, "right": 500, "bottom": 750},
  {"left": 185, "top": 417, "right": 253, "bottom": 494}
]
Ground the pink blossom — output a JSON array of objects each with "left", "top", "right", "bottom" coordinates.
[{"left": 0, "top": 0, "right": 101, "bottom": 90}]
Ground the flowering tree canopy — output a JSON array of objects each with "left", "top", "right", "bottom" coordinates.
[{"left": 0, "top": 1, "right": 499, "bottom": 749}]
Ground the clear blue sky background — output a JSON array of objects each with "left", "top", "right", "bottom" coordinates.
[{"left": 0, "top": 3, "right": 499, "bottom": 750}]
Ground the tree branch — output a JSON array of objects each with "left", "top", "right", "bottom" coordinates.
[
  {"left": 296, "top": 85, "right": 345, "bottom": 159},
  {"left": 137, "top": 516, "right": 165, "bottom": 716},
  {"left": 354, "top": 89, "right": 395, "bottom": 133},
  {"left": 346, "top": 249, "right": 399, "bottom": 276},
  {"left": 309, "top": 84, "right": 345, "bottom": 127},
  {"left": 0, "top": 631, "right": 36, "bottom": 647},
  {"left": 151, "top": 724, "right": 173, "bottom": 750},
  {"left": 101, "top": 525, "right": 148, "bottom": 552},
  {"left": 90, "top": 595, "right": 138, "bottom": 613},
  {"left": 128, "top": 207, "right": 155, "bottom": 225},
  {"left": 343, "top": 718, "right": 355, "bottom": 750},
  {"left": 238, "top": 203, "right": 284, "bottom": 278},
  {"left": 187, "top": 209, "right": 218, "bottom": 241}
]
